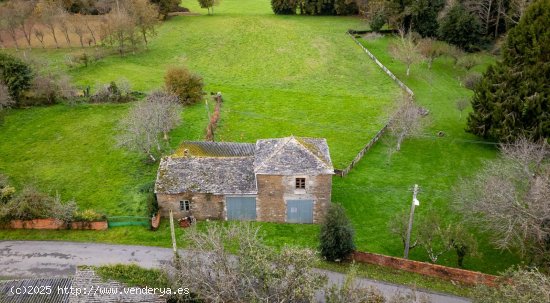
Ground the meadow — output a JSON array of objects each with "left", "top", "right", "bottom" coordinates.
[{"left": 0, "top": 0, "right": 519, "bottom": 276}]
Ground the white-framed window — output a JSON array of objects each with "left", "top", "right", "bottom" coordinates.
[
  {"left": 180, "top": 200, "right": 190, "bottom": 211},
  {"left": 295, "top": 177, "right": 306, "bottom": 189}
]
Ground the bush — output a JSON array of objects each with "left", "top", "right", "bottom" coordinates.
[
  {"left": 271, "top": 0, "right": 298, "bottom": 14},
  {"left": 369, "top": 14, "right": 386, "bottom": 32},
  {"left": 457, "top": 55, "right": 481, "bottom": 71},
  {"left": 438, "top": 3, "right": 484, "bottom": 52},
  {"left": 0, "top": 53, "right": 33, "bottom": 103},
  {"left": 320, "top": 203, "right": 355, "bottom": 261},
  {"left": 473, "top": 267, "right": 550, "bottom": 303},
  {"left": 462, "top": 73, "right": 482, "bottom": 90},
  {"left": 89, "top": 79, "right": 136, "bottom": 103},
  {"left": 164, "top": 67, "right": 204, "bottom": 105},
  {"left": 74, "top": 209, "right": 105, "bottom": 222},
  {"left": 0, "top": 186, "right": 77, "bottom": 222}
]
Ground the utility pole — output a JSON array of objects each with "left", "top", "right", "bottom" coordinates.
[{"left": 404, "top": 184, "right": 420, "bottom": 259}]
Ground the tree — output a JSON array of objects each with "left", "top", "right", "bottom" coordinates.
[
  {"left": 0, "top": 52, "right": 33, "bottom": 103},
  {"left": 457, "top": 55, "right": 481, "bottom": 70},
  {"left": 387, "top": 95, "right": 425, "bottom": 151},
  {"left": 150, "top": 0, "right": 180, "bottom": 18},
  {"left": 36, "top": 0, "right": 63, "bottom": 48},
  {"left": 58, "top": 10, "right": 72, "bottom": 46},
  {"left": 438, "top": 2, "right": 484, "bottom": 52},
  {"left": 117, "top": 92, "right": 182, "bottom": 162},
  {"left": 271, "top": 0, "right": 298, "bottom": 14},
  {"left": 417, "top": 38, "right": 444, "bottom": 69},
  {"left": 164, "top": 66, "right": 205, "bottom": 105},
  {"left": 33, "top": 28, "right": 45, "bottom": 48},
  {"left": 473, "top": 267, "right": 550, "bottom": 302},
  {"left": 455, "top": 98, "right": 469, "bottom": 119},
  {"left": 124, "top": 0, "right": 159, "bottom": 48},
  {"left": 1, "top": 3, "right": 22, "bottom": 50},
  {"left": 319, "top": 203, "right": 355, "bottom": 262},
  {"left": 13, "top": 1, "right": 37, "bottom": 48},
  {"left": 71, "top": 14, "right": 87, "bottom": 48},
  {"left": 198, "top": 0, "right": 221, "bottom": 15},
  {"left": 409, "top": 0, "right": 445, "bottom": 37},
  {"left": 454, "top": 137, "right": 550, "bottom": 269},
  {"left": 388, "top": 209, "right": 418, "bottom": 252},
  {"left": 467, "top": 0, "right": 550, "bottom": 142},
  {"left": 389, "top": 31, "right": 423, "bottom": 77},
  {"left": 170, "top": 223, "right": 327, "bottom": 302}
]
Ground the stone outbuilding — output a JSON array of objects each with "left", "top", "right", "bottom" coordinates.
[{"left": 154, "top": 136, "right": 334, "bottom": 224}]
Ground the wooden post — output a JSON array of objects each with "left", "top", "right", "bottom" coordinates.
[
  {"left": 169, "top": 210, "right": 177, "bottom": 255},
  {"left": 404, "top": 184, "right": 419, "bottom": 259}
]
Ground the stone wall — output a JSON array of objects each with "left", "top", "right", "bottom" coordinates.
[
  {"left": 5, "top": 219, "right": 108, "bottom": 230},
  {"left": 157, "top": 192, "right": 224, "bottom": 220},
  {"left": 256, "top": 174, "right": 332, "bottom": 223},
  {"left": 352, "top": 251, "right": 499, "bottom": 286}
]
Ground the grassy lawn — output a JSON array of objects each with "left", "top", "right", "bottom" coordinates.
[{"left": 0, "top": 0, "right": 520, "bottom": 276}]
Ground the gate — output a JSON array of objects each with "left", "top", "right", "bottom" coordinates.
[
  {"left": 226, "top": 197, "right": 256, "bottom": 221},
  {"left": 286, "top": 200, "right": 313, "bottom": 223}
]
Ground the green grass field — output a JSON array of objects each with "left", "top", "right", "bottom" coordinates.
[{"left": 0, "top": 0, "right": 520, "bottom": 276}]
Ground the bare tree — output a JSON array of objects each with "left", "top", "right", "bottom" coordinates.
[
  {"left": 82, "top": 16, "right": 97, "bottom": 46},
  {"left": 71, "top": 14, "right": 86, "bottom": 48},
  {"left": 117, "top": 92, "right": 182, "bottom": 162},
  {"left": 0, "top": 81, "right": 15, "bottom": 110},
  {"left": 170, "top": 223, "right": 326, "bottom": 302},
  {"left": 505, "top": 0, "right": 533, "bottom": 24},
  {"left": 418, "top": 38, "right": 444, "bottom": 70},
  {"left": 104, "top": 8, "right": 136, "bottom": 56},
  {"left": 389, "top": 30, "right": 423, "bottom": 77},
  {"left": 455, "top": 98, "right": 469, "bottom": 119},
  {"left": 146, "top": 90, "right": 181, "bottom": 140},
  {"left": 58, "top": 12, "right": 71, "bottom": 46},
  {"left": 33, "top": 28, "right": 45, "bottom": 48},
  {"left": 465, "top": 0, "right": 495, "bottom": 35},
  {"left": 387, "top": 95, "right": 425, "bottom": 151},
  {"left": 13, "top": 1, "right": 37, "bottom": 48},
  {"left": 1, "top": 4, "right": 21, "bottom": 50},
  {"left": 36, "top": 0, "right": 62, "bottom": 48},
  {"left": 389, "top": 210, "right": 418, "bottom": 252},
  {"left": 455, "top": 137, "right": 550, "bottom": 269}
]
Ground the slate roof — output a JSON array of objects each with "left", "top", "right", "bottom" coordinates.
[
  {"left": 155, "top": 137, "right": 333, "bottom": 195},
  {"left": 254, "top": 137, "right": 333, "bottom": 175},
  {"left": 173, "top": 141, "right": 255, "bottom": 158},
  {"left": 155, "top": 156, "right": 257, "bottom": 195},
  {"left": 0, "top": 277, "right": 72, "bottom": 303}
]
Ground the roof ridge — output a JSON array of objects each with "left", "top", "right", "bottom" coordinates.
[
  {"left": 294, "top": 137, "right": 332, "bottom": 169},
  {"left": 254, "top": 136, "right": 293, "bottom": 172}
]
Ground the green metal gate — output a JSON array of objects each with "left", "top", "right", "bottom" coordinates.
[
  {"left": 108, "top": 216, "right": 150, "bottom": 227},
  {"left": 226, "top": 197, "right": 256, "bottom": 221},
  {"left": 286, "top": 200, "right": 314, "bottom": 223}
]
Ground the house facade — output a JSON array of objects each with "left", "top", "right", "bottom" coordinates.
[{"left": 154, "top": 136, "right": 334, "bottom": 224}]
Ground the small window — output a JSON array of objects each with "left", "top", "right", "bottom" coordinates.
[
  {"left": 295, "top": 178, "right": 306, "bottom": 189},
  {"left": 180, "top": 200, "right": 190, "bottom": 211}
]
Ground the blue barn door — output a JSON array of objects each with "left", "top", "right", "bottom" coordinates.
[
  {"left": 226, "top": 197, "right": 256, "bottom": 221},
  {"left": 286, "top": 200, "right": 314, "bottom": 223}
]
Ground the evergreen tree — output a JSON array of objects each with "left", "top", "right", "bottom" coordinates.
[
  {"left": 319, "top": 203, "right": 355, "bottom": 261},
  {"left": 410, "top": 0, "right": 445, "bottom": 38},
  {"left": 467, "top": 0, "right": 550, "bottom": 142},
  {"left": 438, "top": 3, "right": 484, "bottom": 51},
  {"left": 0, "top": 53, "right": 33, "bottom": 103},
  {"left": 271, "top": 0, "right": 298, "bottom": 14}
]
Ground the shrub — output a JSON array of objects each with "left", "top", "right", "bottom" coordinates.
[
  {"left": 320, "top": 203, "right": 355, "bottom": 261},
  {"left": 0, "top": 81, "right": 15, "bottom": 110},
  {"left": 0, "top": 52, "right": 33, "bottom": 103},
  {"left": 164, "top": 67, "right": 204, "bottom": 105},
  {"left": 0, "top": 186, "right": 77, "bottom": 222},
  {"left": 271, "top": 0, "right": 298, "bottom": 14},
  {"left": 325, "top": 264, "right": 385, "bottom": 303},
  {"left": 74, "top": 209, "right": 105, "bottom": 222},
  {"left": 90, "top": 79, "right": 136, "bottom": 103},
  {"left": 369, "top": 14, "right": 386, "bottom": 32},
  {"left": 473, "top": 267, "right": 550, "bottom": 303},
  {"left": 462, "top": 73, "right": 482, "bottom": 90},
  {"left": 457, "top": 55, "right": 481, "bottom": 71}
]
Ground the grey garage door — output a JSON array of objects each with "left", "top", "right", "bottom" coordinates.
[
  {"left": 226, "top": 197, "right": 256, "bottom": 220},
  {"left": 287, "top": 200, "right": 314, "bottom": 223}
]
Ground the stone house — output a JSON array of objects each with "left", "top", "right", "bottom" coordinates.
[{"left": 154, "top": 136, "right": 334, "bottom": 224}]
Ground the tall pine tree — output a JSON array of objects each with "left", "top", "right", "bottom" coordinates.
[{"left": 467, "top": 0, "right": 550, "bottom": 142}]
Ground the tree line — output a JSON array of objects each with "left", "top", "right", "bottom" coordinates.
[{"left": 0, "top": 0, "right": 163, "bottom": 54}]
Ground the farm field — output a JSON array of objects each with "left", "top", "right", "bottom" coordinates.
[{"left": 0, "top": 0, "right": 520, "bottom": 275}]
